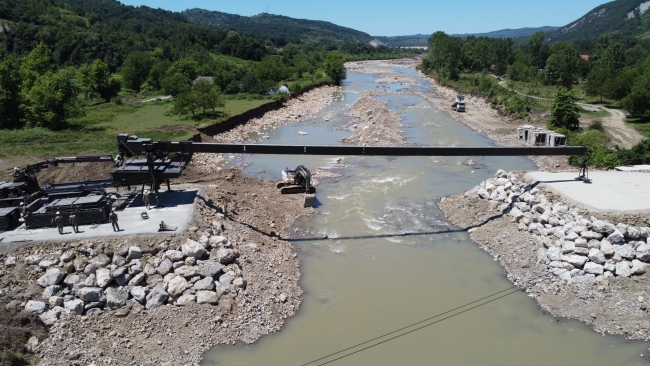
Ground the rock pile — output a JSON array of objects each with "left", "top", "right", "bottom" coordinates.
[
  {"left": 16, "top": 234, "right": 245, "bottom": 325},
  {"left": 340, "top": 90, "right": 407, "bottom": 146},
  {"left": 470, "top": 170, "right": 650, "bottom": 286}
]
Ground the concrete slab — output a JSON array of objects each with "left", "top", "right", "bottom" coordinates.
[
  {"left": 0, "top": 185, "right": 200, "bottom": 253},
  {"left": 525, "top": 171, "right": 650, "bottom": 213},
  {"left": 615, "top": 165, "right": 650, "bottom": 172}
]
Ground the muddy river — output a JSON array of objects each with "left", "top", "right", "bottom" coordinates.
[{"left": 202, "top": 63, "right": 648, "bottom": 365}]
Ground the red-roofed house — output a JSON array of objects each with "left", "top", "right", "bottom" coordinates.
[{"left": 580, "top": 55, "right": 590, "bottom": 61}]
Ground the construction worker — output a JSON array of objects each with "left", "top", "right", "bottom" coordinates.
[
  {"left": 143, "top": 189, "right": 151, "bottom": 210},
  {"left": 20, "top": 202, "right": 26, "bottom": 218},
  {"left": 114, "top": 154, "right": 123, "bottom": 168},
  {"left": 109, "top": 211, "right": 120, "bottom": 232},
  {"left": 69, "top": 213, "right": 79, "bottom": 233},
  {"left": 53, "top": 212, "right": 64, "bottom": 235}
]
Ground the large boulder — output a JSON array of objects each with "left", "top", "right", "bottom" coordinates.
[
  {"left": 127, "top": 246, "right": 143, "bottom": 260},
  {"left": 64, "top": 299, "right": 84, "bottom": 315},
  {"left": 196, "top": 291, "right": 219, "bottom": 305},
  {"left": 42, "top": 285, "right": 63, "bottom": 299},
  {"left": 636, "top": 244, "right": 650, "bottom": 262},
  {"left": 193, "top": 277, "right": 215, "bottom": 291},
  {"left": 38, "top": 258, "right": 58, "bottom": 269},
  {"left": 163, "top": 250, "right": 184, "bottom": 262},
  {"left": 219, "top": 273, "right": 234, "bottom": 286},
  {"left": 216, "top": 249, "right": 237, "bottom": 265},
  {"left": 607, "top": 230, "right": 625, "bottom": 244},
  {"left": 4, "top": 257, "right": 17, "bottom": 267},
  {"left": 174, "top": 265, "right": 200, "bottom": 278},
  {"left": 631, "top": 260, "right": 648, "bottom": 275},
  {"left": 157, "top": 259, "right": 173, "bottom": 276},
  {"left": 145, "top": 285, "right": 168, "bottom": 310},
  {"left": 105, "top": 287, "right": 129, "bottom": 310},
  {"left": 618, "top": 245, "right": 636, "bottom": 260},
  {"left": 95, "top": 268, "right": 112, "bottom": 288},
  {"left": 25, "top": 254, "right": 43, "bottom": 265},
  {"left": 616, "top": 262, "right": 632, "bottom": 277},
  {"left": 600, "top": 240, "right": 615, "bottom": 256},
  {"left": 199, "top": 260, "right": 223, "bottom": 278},
  {"left": 587, "top": 249, "right": 606, "bottom": 264},
  {"left": 167, "top": 276, "right": 190, "bottom": 297},
  {"left": 546, "top": 247, "right": 562, "bottom": 262},
  {"left": 626, "top": 227, "right": 641, "bottom": 239},
  {"left": 36, "top": 268, "right": 65, "bottom": 288},
  {"left": 570, "top": 274, "right": 597, "bottom": 286},
  {"left": 63, "top": 273, "right": 86, "bottom": 287},
  {"left": 128, "top": 273, "right": 146, "bottom": 287},
  {"left": 40, "top": 307, "right": 62, "bottom": 325},
  {"left": 61, "top": 251, "right": 76, "bottom": 263},
  {"left": 89, "top": 253, "right": 111, "bottom": 268},
  {"left": 209, "top": 236, "right": 227, "bottom": 246},
  {"left": 130, "top": 286, "right": 147, "bottom": 304},
  {"left": 77, "top": 287, "right": 105, "bottom": 303},
  {"left": 561, "top": 255, "right": 588, "bottom": 268},
  {"left": 176, "top": 295, "right": 196, "bottom": 306},
  {"left": 25, "top": 301, "right": 47, "bottom": 315},
  {"left": 583, "top": 262, "right": 604, "bottom": 275},
  {"left": 593, "top": 220, "right": 616, "bottom": 235},
  {"left": 581, "top": 231, "right": 603, "bottom": 240},
  {"left": 182, "top": 239, "right": 207, "bottom": 259}
]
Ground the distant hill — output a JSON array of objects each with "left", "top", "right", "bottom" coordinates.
[
  {"left": 546, "top": 0, "right": 650, "bottom": 43},
  {"left": 454, "top": 26, "right": 558, "bottom": 39},
  {"left": 182, "top": 9, "right": 372, "bottom": 45},
  {"left": 373, "top": 27, "right": 558, "bottom": 48}
]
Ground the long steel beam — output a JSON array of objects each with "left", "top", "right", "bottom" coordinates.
[{"left": 130, "top": 141, "right": 587, "bottom": 157}]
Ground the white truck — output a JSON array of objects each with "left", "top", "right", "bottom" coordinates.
[{"left": 452, "top": 95, "right": 466, "bottom": 112}]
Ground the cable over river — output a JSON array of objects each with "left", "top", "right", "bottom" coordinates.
[{"left": 201, "top": 61, "right": 648, "bottom": 366}]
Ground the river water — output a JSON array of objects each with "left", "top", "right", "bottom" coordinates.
[{"left": 202, "top": 63, "right": 648, "bottom": 366}]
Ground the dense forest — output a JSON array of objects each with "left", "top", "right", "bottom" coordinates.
[
  {"left": 182, "top": 9, "right": 372, "bottom": 46},
  {"left": 0, "top": 0, "right": 412, "bottom": 131}
]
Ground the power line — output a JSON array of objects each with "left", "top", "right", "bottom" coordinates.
[{"left": 301, "top": 287, "right": 520, "bottom": 366}]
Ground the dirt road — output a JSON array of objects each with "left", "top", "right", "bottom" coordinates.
[{"left": 497, "top": 78, "right": 644, "bottom": 149}]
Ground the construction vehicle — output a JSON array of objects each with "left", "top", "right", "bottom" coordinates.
[
  {"left": 452, "top": 95, "right": 466, "bottom": 112},
  {"left": 276, "top": 165, "right": 316, "bottom": 194}
]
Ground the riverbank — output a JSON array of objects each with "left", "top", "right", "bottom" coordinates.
[
  {"left": 0, "top": 168, "right": 311, "bottom": 365},
  {"left": 440, "top": 170, "right": 650, "bottom": 341},
  {"left": 0, "top": 85, "right": 342, "bottom": 365}
]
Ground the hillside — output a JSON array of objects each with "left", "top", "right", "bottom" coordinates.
[
  {"left": 182, "top": 8, "right": 372, "bottom": 45},
  {"left": 374, "top": 27, "right": 558, "bottom": 48},
  {"left": 454, "top": 26, "right": 558, "bottom": 39},
  {"left": 546, "top": 0, "right": 650, "bottom": 43}
]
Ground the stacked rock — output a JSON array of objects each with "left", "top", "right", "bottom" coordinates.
[
  {"left": 21, "top": 234, "right": 245, "bottom": 325},
  {"left": 471, "top": 170, "right": 650, "bottom": 286}
]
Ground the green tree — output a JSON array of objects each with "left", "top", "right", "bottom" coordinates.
[
  {"left": 172, "top": 86, "right": 198, "bottom": 117},
  {"left": 0, "top": 54, "right": 24, "bottom": 129},
  {"left": 584, "top": 68, "right": 609, "bottom": 101},
  {"left": 78, "top": 59, "right": 121, "bottom": 101},
  {"left": 323, "top": 52, "right": 347, "bottom": 85},
  {"left": 20, "top": 41, "right": 54, "bottom": 90},
  {"left": 546, "top": 43, "right": 580, "bottom": 88},
  {"left": 548, "top": 86, "right": 581, "bottom": 132},
  {"left": 621, "top": 75, "right": 650, "bottom": 117},
  {"left": 120, "top": 51, "right": 154, "bottom": 91},
  {"left": 193, "top": 79, "right": 224, "bottom": 114},
  {"left": 24, "top": 69, "right": 81, "bottom": 130}
]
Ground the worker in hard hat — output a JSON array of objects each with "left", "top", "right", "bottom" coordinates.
[
  {"left": 143, "top": 189, "right": 151, "bottom": 210},
  {"left": 53, "top": 211, "right": 64, "bottom": 235}
]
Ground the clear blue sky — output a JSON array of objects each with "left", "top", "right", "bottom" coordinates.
[{"left": 119, "top": 0, "right": 607, "bottom": 36}]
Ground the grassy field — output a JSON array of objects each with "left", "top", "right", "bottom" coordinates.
[
  {"left": 625, "top": 116, "right": 650, "bottom": 137},
  {"left": 0, "top": 98, "right": 272, "bottom": 170}
]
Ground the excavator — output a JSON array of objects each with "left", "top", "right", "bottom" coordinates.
[{"left": 276, "top": 165, "right": 316, "bottom": 194}]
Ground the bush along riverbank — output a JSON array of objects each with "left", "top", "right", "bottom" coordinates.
[{"left": 440, "top": 170, "right": 650, "bottom": 341}]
